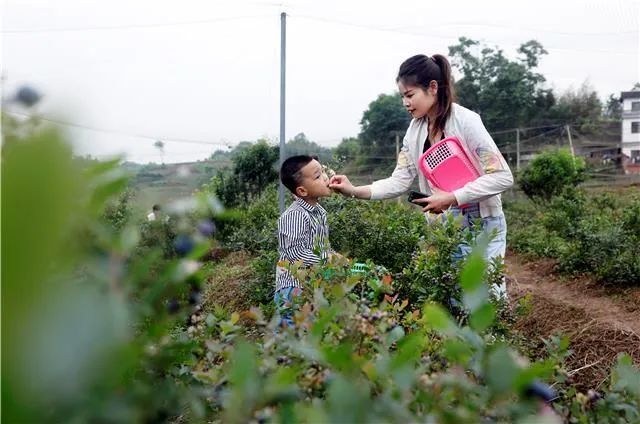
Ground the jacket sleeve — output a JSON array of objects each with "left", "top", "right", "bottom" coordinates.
[
  {"left": 369, "top": 128, "right": 419, "bottom": 200},
  {"left": 453, "top": 112, "right": 514, "bottom": 205}
]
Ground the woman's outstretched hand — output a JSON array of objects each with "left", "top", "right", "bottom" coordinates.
[
  {"left": 411, "top": 187, "right": 458, "bottom": 213},
  {"left": 329, "top": 174, "right": 354, "bottom": 197}
]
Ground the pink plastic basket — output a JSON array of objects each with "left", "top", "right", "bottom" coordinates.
[{"left": 418, "top": 137, "right": 480, "bottom": 193}]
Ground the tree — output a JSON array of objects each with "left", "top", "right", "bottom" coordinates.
[
  {"left": 334, "top": 137, "right": 361, "bottom": 161},
  {"left": 153, "top": 140, "right": 165, "bottom": 164},
  {"left": 605, "top": 83, "right": 640, "bottom": 120},
  {"left": 285, "top": 132, "right": 333, "bottom": 163},
  {"left": 448, "top": 38, "right": 555, "bottom": 132},
  {"left": 359, "top": 93, "right": 410, "bottom": 162},
  {"left": 208, "top": 140, "right": 279, "bottom": 206},
  {"left": 604, "top": 94, "right": 622, "bottom": 120},
  {"left": 549, "top": 82, "right": 603, "bottom": 131}
]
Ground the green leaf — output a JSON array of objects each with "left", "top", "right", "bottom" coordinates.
[
  {"left": 229, "top": 340, "right": 258, "bottom": 386},
  {"left": 485, "top": 346, "right": 520, "bottom": 397},
  {"left": 423, "top": 303, "right": 457, "bottom": 336},
  {"left": 612, "top": 353, "right": 640, "bottom": 397},
  {"left": 224, "top": 340, "right": 260, "bottom": 423},
  {"left": 88, "top": 170, "right": 130, "bottom": 215},
  {"left": 187, "top": 240, "right": 213, "bottom": 260},
  {"left": 513, "top": 360, "right": 555, "bottom": 392},
  {"left": 386, "top": 325, "right": 405, "bottom": 346},
  {"left": 463, "top": 284, "right": 490, "bottom": 313},
  {"left": 469, "top": 303, "right": 495, "bottom": 332},
  {"left": 331, "top": 284, "right": 346, "bottom": 298},
  {"left": 326, "top": 375, "right": 370, "bottom": 424},
  {"left": 459, "top": 250, "right": 486, "bottom": 292},
  {"left": 117, "top": 225, "right": 140, "bottom": 254},
  {"left": 442, "top": 339, "right": 473, "bottom": 364},
  {"left": 311, "top": 307, "right": 337, "bottom": 339},
  {"left": 322, "top": 342, "right": 356, "bottom": 372},
  {"left": 390, "top": 333, "right": 423, "bottom": 370}
]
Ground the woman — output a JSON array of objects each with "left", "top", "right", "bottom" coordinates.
[{"left": 329, "top": 54, "right": 513, "bottom": 297}]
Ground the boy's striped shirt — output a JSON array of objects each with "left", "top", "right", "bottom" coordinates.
[{"left": 275, "top": 197, "right": 333, "bottom": 291}]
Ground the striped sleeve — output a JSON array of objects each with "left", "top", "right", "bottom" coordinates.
[{"left": 278, "top": 210, "right": 322, "bottom": 266}]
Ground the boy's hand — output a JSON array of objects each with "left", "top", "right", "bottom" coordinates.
[
  {"left": 328, "top": 252, "right": 349, "bottom": 267},
  {"left": 329, "top": 252, "right": 346, "bottom": 261},
  {"left": 329, "top": 175, "right": 354, "bottom": 196}
]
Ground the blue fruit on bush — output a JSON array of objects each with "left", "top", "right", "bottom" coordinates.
[
  {"left": 167, "top": 298, "right": 180, "bottom": 314},
  {"left": 197, "top": 220, "right": 216, "bottom": 237},
  {"left": 587, "top": 389, "right": 602, "bottom": 403},
  {"left": 174, "top": 234, "right": 194, "bottom": 257},
  {"left": 15, "top": 86, "right": 42, "bottom": 107},
  {"left": 524, "top": 381, "right": 557, "bottom": 403},
  {"left": 188, "top": 290, "right": 202, "bottom": 305}
]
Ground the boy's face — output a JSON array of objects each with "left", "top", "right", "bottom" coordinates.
[{"left": 295, "top": 159, "right": 332, "bottom": 199}]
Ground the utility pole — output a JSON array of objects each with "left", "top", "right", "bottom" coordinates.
[
  {"left": 565, "top": 124, "right": 575, "bottom": 156},
  {"left": 516, "top": 128, "right": 520, "bottom": 171},
  {"left": 565, "top": 124, "right": 576, "bottom": 167},
  {"left": 278, "top": 12, "right": 287, "bottom": 213},
  {"left": 396, "top": 133, "right": 401, "bottom": 204}
]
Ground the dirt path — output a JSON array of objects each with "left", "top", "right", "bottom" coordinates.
[{"left": 506, "top": 252, "right": 640, "bottom": 390}]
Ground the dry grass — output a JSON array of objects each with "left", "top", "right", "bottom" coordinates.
[
  {"left": 202, "top": 251, "right": 255, "bottom": 314},
  {"left": 507, "top": 254, "right": 640, "bottom": 391}
]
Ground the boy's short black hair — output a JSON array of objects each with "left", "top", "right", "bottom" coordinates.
[
  {"left": 280, "top": 155, "right": 318, "bottom": 194},
  {"left": 152, "top": 204, "right": 160, "bottom": 211}
]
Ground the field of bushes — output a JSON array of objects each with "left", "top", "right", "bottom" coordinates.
[{"left": 3, "top": 128, "right": 639, "bottom": 423}]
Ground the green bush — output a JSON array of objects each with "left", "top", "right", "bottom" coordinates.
[
  {"left": 102, "top": 187, "right": 134, "bottom": 231},
  {"left": 247, "top": 250, "right": 280, "bottom": 305},
  {"left": 216, "top": 184, "right": 280, "bottom": 253},
  {"left": 325, "top": 197, "right": 425, "bottom": 273},
  {"left": 215, "top": 187, "right": 425, "bottom": 274},
  {"left": 518, "top": 148, "right": 586, "bottom": 202},
  {"left": 207, "top": 140, "right": 279, "bottom": 207},
  {"left": 1, "top": 126, "right": 221, "bottom": 423},
  {"left": 192, "top": 251, "right": 640, "bottom": 423},
  {"left": 4, "top": 125, "right": 638, "bottom": 422},
  {"left": 396, "top": 213, "right": 467, "bottom": 307},
  {"left": 214, "top": 180, "right": 428, "bottom": 268},
  {"left": 214, "top": 189, "right": 427, "bottom": 304},
  {"left": 505, "top": 191, "right": 640, "bottom": 285}
]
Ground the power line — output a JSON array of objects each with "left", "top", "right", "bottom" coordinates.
[
  {"left": 4, "top": 110, "right": 235, "bottom": 148},
  {"left": 398, "top": 21, "right": 639, "bottom": 37},
  {"left": 490, "top": 124, "right": 570, "bottom": 137},
  {"left": 291, "top": 13, "right": 462, "bottom": 42},
  {"left": 2, "top": 14, "right": 272, "bottom": 34},
  {"left": 499, "top": 126, "right": 566, "bottom": 151},
  {"left": 290, "top": 14, "right": 638, "bottom": 57}
]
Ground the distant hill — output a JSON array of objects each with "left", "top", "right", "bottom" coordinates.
[{"left": 123, "top": 159, "right": 231, "bottom": 216}]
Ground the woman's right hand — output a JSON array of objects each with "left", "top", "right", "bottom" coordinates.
[{"left": 329, "top": 174, "right": 354, "bottom": 197}]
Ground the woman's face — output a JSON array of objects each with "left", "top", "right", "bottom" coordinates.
[{"left": 398, "top": 80, "right": 438, "bottom": 119}]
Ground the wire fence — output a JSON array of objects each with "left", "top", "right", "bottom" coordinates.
[{"left": 335, "top": 122, "right": 640, "bottom": 189}]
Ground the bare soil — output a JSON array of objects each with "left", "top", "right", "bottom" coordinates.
[{"left": 506, "top": 252, "right": 640, "bottom": 390}]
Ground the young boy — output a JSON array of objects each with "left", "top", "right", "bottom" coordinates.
[
  {"left": 147, "top": 204, "right": 161, "bottom": 221},
  {"left": 275, "top": 155, "right": 337, "bottom": 327}
]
